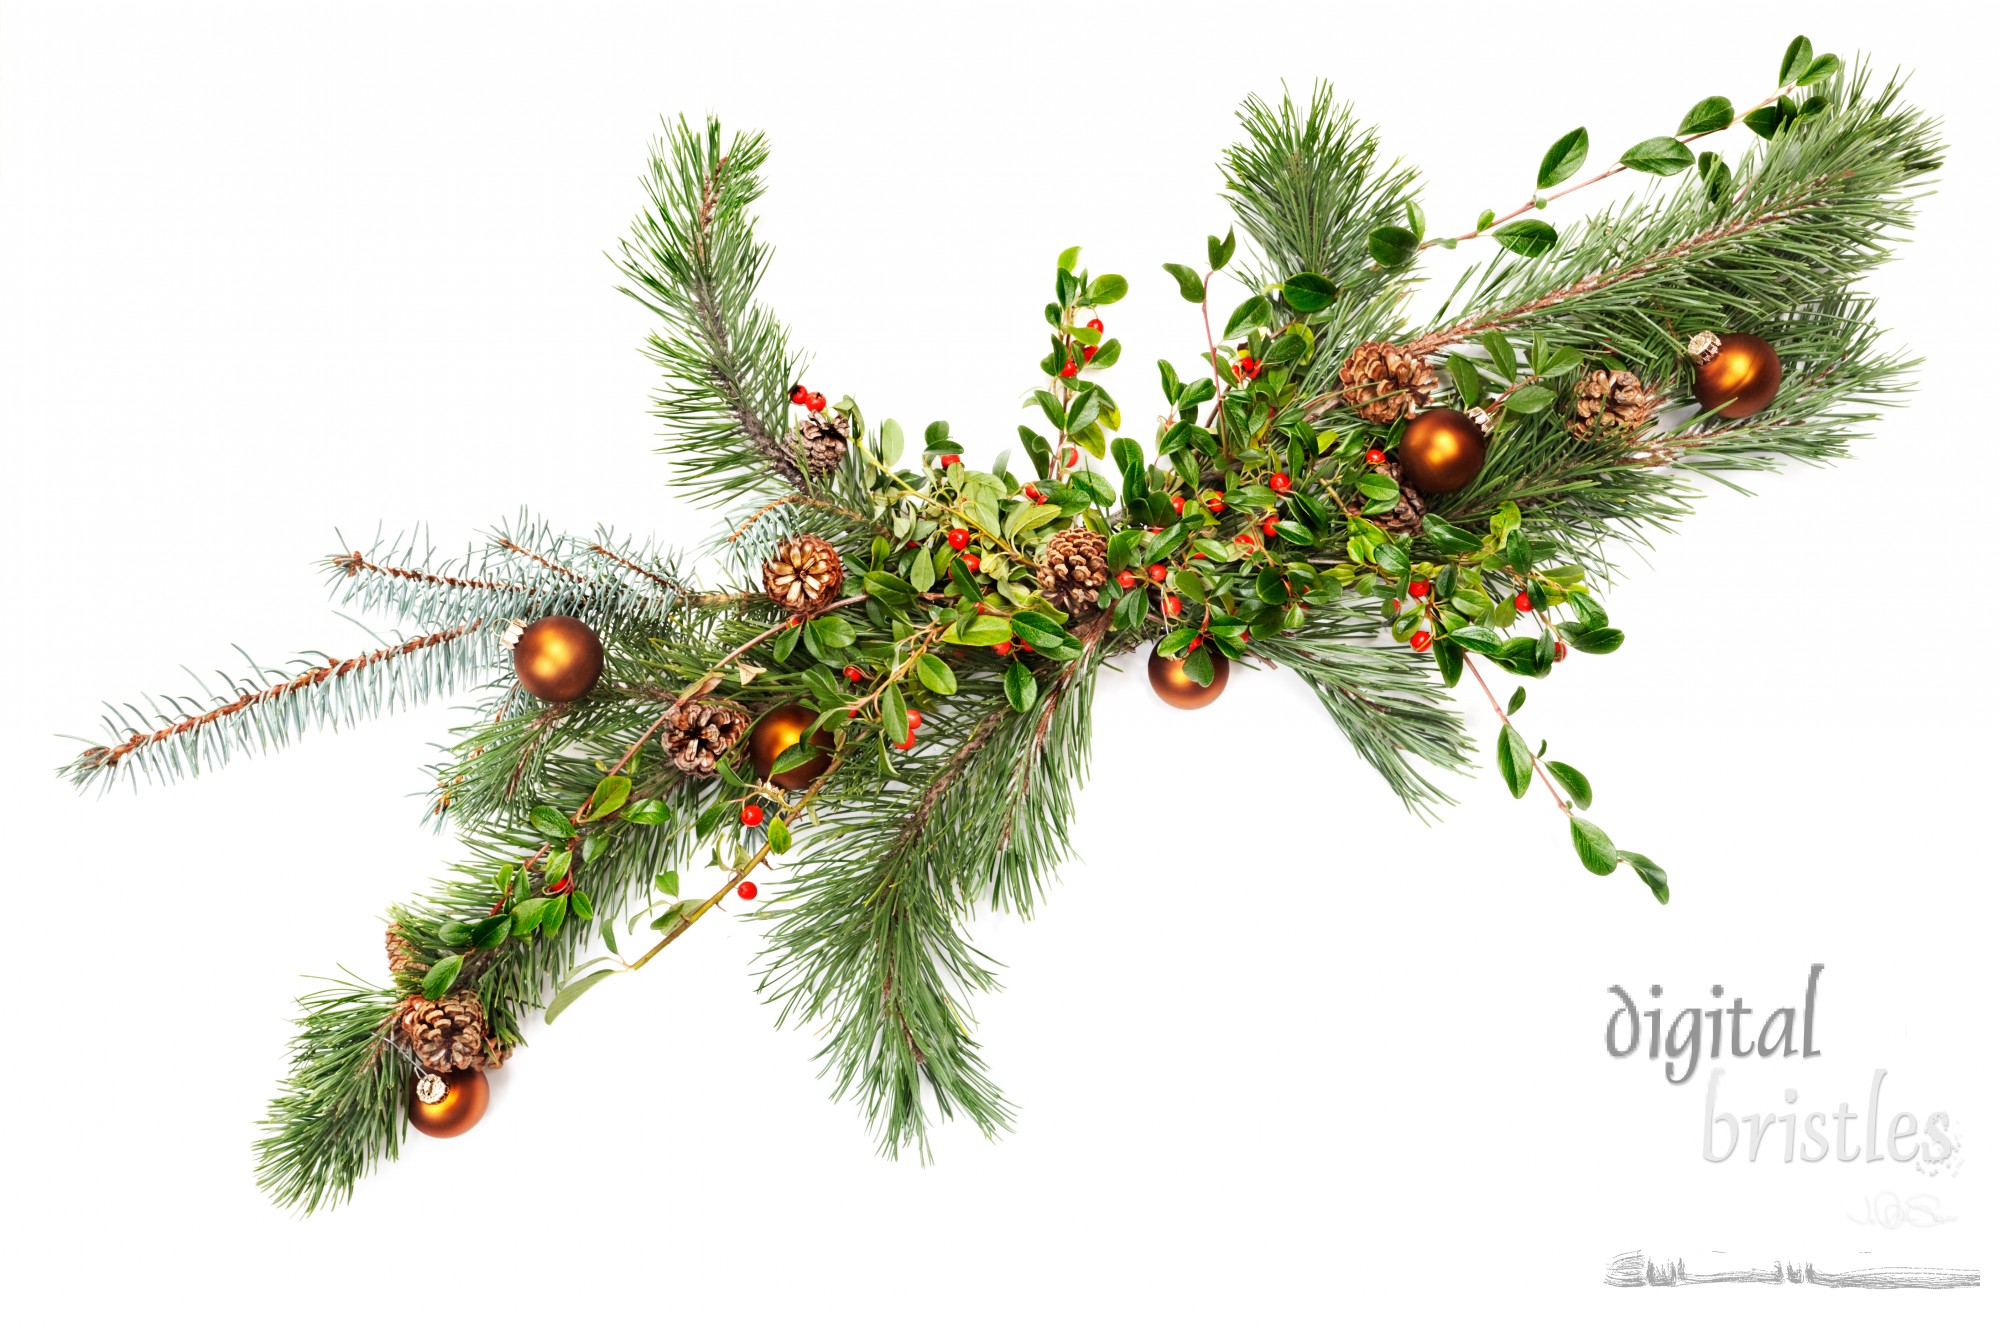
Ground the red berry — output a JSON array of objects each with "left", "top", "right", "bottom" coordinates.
[
  {"left": 1116, "top": 570, "right": 1137, "bottom": 589},
  {"left": 1147, "top": 563, "right": 1168, "bottom": 582},
  {"left": 906, "top": 539, "right": 919, "bottom": 548},
  {"left": 994, "top": 641, "right": 1012, "bottom": 656},
  {"left": 1408, "top": 580, "right": 1431, "bottom": 598},
  {"left": 1234, "top": 533, "right": 1255, "bottom": 546},
  {"left": 548, "top": 876, "right": 572, "bottom": 896},
  {"left": 962, "top": 554, "right": 980, "bottom": 572},
  {"left": 947, "top": 527, "right": 970, "bottom": 550},
  {"left": 1240, "top": 358, "right": 1261, "bottom": 379},
  {"left": 1269, "top": 472, "right": 1291, "bottom": 493},
  {"left": 1365, "top": 448, "right": 1387, "bottom": 465},
  {"left": 1410, "top": 630, "right": 1433, "bottom": 652},
  {"left": 1514, "top": 591, "right": 1533, "bottom": 612},
  {"left": 906, "top": 707, "right": 922, "bottom": 731},
  {"left": 790, "top": 385, "right": 809, "bottom": 405},
  {"left": 1063, "top": 446, "right": 1079, "bottom": 468},
  {"left": 1163, "top": 593, "right": 1183, "bottom": 616},
  {"left": 1170, "top": 495, "right": 1186, "bottom": 515},
  {"left": 807, "top": 392, "right": 827, "bottom": 412},
  {"left": 1086, "top": 318, "right": 1104, "bottom": 334},
  {"left": 1024, "top": 484, "right": 1044, "bottom": 502},
  {"left": 1082, "top": 345, "right": 1099, "bottom": 360},
  {"left": 1205, "top": 493, "right": 1225, "bottom": 514},
  {"left": 1262, "top": 515, "right": 1280, "bottom": 537},
  {"left": 1059, "top": 360, "right": 1078, "bottom": 378},
  {"left": 1391, "top": 599, "right": 1402, "bottom": 612},
  {"left": 737, "top": 881, "right": 758, "bottom": 901},
  {"left": 1554, "top": 640, "right": 1569, "bottom": 663},
  {"left": 1016, "top": 640, "right": 1032, "bottom": 654},
  {"left": 844, "top": 665, "right": 864, "bottom": 683},
  {"left": 939, "top": 453, "right": 961, "bottom": 467},
  {"left": 1189, "top": 550, "right": 1205, "bottom": 560},
  {"left": 740, "top": 805, "right": 764, "bottom": 827},
  {"left": 847, "top": 708, "right": 858, "bottom": 718}
]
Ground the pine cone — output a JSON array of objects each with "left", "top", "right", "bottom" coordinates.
[
  {"left": 786, "top": 413, "right": 848, "bottom": 482},
  {"left": 1369, "top": 457, "right": 1428, "bottom": 536},
  {"left": 661, "top": 700, "right": 748, "bottom": 776},
  {"left": 398, "top": 990, "right": 508, "bottom": 1073},
  {"left": 1567, "top": 369, "right": 1656, "bottom": 439},
  {"left": 1037, "top": 526, "right": 1110, "bottom": 616},
  {"left": 763, "top": 534, "right": 845, "bottom": 618},
  {"left": 386, "top": 927, "right": 415, "bottom": 976},
  {"left": 1338, "top": 340, "right": 1436, "bottom": 424}
]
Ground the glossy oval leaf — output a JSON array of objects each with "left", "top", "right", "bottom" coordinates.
[{"left": 1537, "top": 126, "right": 1589, "bottom": 189}]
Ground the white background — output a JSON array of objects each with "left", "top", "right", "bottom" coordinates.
[{"left": 4, "top": 2, "right": 1994, "bottom": 1327}]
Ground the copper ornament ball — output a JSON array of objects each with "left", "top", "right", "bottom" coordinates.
[
  {"left": 512, "top": 615, "right": 604, "bottom": 703},
  {"left": 1693, "top": 332, "right": 1782, "bottom": 418},
  {"left": 408, "top": 1067, "right": 489, "bottom": 1139},
  {"left": 748, "top": 703, "right": 832, "bottom": 790},
  {"left": 1148, "top": 649, "right": 1230, "bottom": 710},
  {"left": 1396, "top": 408, "right": 1488, "bottom": 493}
]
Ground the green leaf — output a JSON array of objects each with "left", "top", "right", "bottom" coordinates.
[
  {"left": 1505, "top": 687, "right": 1526, "bottom": 716},
  {"left": 766, "top": 816, "right": 792, "bottom": 855},
  {"left": 1557, "top": 624, "right": 1626, "bottom": 654},
  {"left": 587, "top": 775, "right": 632, "bottom": 821},
  {"left": 1447, "top": 353, "right": 1483, "bottom": 410},
  {"left": 1421, "top": 515, "right": 1483, "bottom": 554},
  {"left": 942, "top": 614, "right": 1015, "bottom": 647},
  {"left": 1778, "top": 34, "right": 1814, "bottom": 86},
  {"left": 1569, "top": 816, "right": 1619, "bottom": 876},
  {"left": 1088, "top": 338, "right": 1122, "bottom": 369},
  {"left": 1222, "top": 294, "right": 1274, "bottom": 339},
  {"left": 1536, "top": 127, "right": 1589, "bottom": 189},
  {"left": 1677, "top": 96, "right": 1734, "bottom": 135},
  {"left": 1206, "top": 229, "right": 1236, "bottom": 270},
  {"left": 1619, "top": 136, "right": 1695, "bottom": 176},
  {"left": 1797, "top": 52, "right": 1840, "bottom": 87},
  {"left": 878, "top": 418, "right": 904, "bottom": 469},
  {"left": 1009, "top": 610, "right": 1080, "bottom": 653},
  {"left": 1084, "top": 273, "right": 1128, "bottom": 305},
  {"left": 1622, "top": 851, "right": 1670, "bottom": 904},
  {"left": 1162, "top": 262, "right": 1205, "bottom": 302},
  {"left": 421, "top": 954, "right": 463, "bottom": 1001},
  {"left": 1480, "top": 331, "right": 1518, "bottom": 381},
  {"left": 544, "top": 969, "right": 616, "bottom": 1024},
  {"left": 623, "top": 797, "right": 667, "bottom": 825},
  {"left": 1497, "top": 725, "right": 1535, "bottom": 799},
  {"left": 1181, "top": 644, "right": 1215, "bottom": 686},
  {"left": 1367, "top": 225, "right": 1419, "bottom": 268},
  {"left": 543, "top": 848, "right": 573, "bottom": 884},
  {"left": 1506, "top": 385, "right": 1556, "bottom": 415},
  {"left": 1743, "top": 105, "right": 1784, "bottom": 140},
  {"left": 570, "top": 888, "right": 595, "bottom": 920},
  {"left": 913, "top": 652, "right": 957, "bottom": 695},
  {"left": 529, "top": 805, "right": 574, "bottom": 841},
  {"left": 1490, "top": 220, "right": 1559, "bottom": 258},
  {"left": 438, "top": 921, "right": 474, "bottom": 947},
  {"left": 1280, "top": 272, "right": 1338, "bottom": 312},
  {"left": 882, "top": 681, "right": 909, "bottom": 744},
  {"left": 1004, "top": 658, "right": 1038, "bottom": 713},
  {"left": 1546, "top": 760, "right": 1592, "bottom": 809},
  {"left": 471, "top": 916, "right": 512, "bottom": 950}
]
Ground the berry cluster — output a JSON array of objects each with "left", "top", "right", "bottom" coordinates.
[{"left": 788, "top": 384, "right": 829, "bottom": 413}]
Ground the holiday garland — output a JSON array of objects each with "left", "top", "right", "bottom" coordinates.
[{"left": 61, "top": 39, "right": 1941, "bottom": 1210}]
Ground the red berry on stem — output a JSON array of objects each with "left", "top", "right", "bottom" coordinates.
[
  {"left": 1082, "top": 345, "right": 1098, "bottom": 360},
  {"left": 939, "top": 453, "right": 961, "bottom": 468},
  {"left": 1205, "top": 493, "right": 1225, "bottom": 514},
  {"left": 1269, "top": 472, "right": 1291, "bottom": 493},
  {"left": 1554, "top": 640, "right": 1569, "bottom": 663},
  {"left": 1514, "top": 591, "right": 1533, "bottom": 612},
  {"left": 947, "top": 528, "right": 970, "bottom": 551},
  {"left": 808, "top": 393, "right": 827, "bottom": 412},
  {"left": 737, "top": 882, "right": 757, "bottom": 901},
  {"left": 1024, "top": 484, "right": 1044, "bottom": 503},
  {"left": 790, "top": 385, "right": 809, "bottom": 405},
  {"left": 994, "top": 641, "right": 1012, "bottom": 656},
  {"left": 1170, "top": 495, "right": 1186, "bottom": 515},
  {"left": 1059, "top": 360, "right": 1078, "bottom": 378},
  {"left": 1234, "top": 533, "right": 1255, "bottom": 546},
  {"left": 961, "top": 554, "right": 980, "bottom": 572},
  {"left": 1262, "top": 515, "right": 1279, "bottom": 537},
  {"left": 1086, "top": 318, "right": 1104, "bottom": 334},
  {"left": 1116, "top": 570, "right": 1137, "bottom": 589},
  {"left": 1241, "top": 359, "right": 1261, "bottom": 379},
  {"left": 1063, "top": 446, "right": 1079, "bottom": 468},
  {"left": 740, "top": 805, "right": 764, "bottom": 827},
  {"left": 906, "top": 707, "right": 922, "bottom": 732},
  {"left": 1365, "top": 448, "right": 1386, "bottom": 465},
  {"left": 1147, "top": 563, "right": 1168, "bottom": 582},
  {"left": 1408, "top": 580, "right": 1431, "bottom": 598},
  {"left": 1410, "top": 630, "right": 1433, "bottom": 652},
  {"left": 843, "top": 665, "right": 864, "bottom": 683},
  {"left": 1163, "top": 593, "right": 1183, "bottom": 617}
]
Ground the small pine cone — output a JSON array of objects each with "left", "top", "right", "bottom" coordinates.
[
  {"left": 661, "top": 700, "right": 748, "bottom": 776},
  {"left": 398, "top": 990, "right": 507, "bottom": 1073},
  {"left": 1568, "top": 369, "right": 1657, "bottom": 439},
  {"left": 1338, "top": 340, "right": 1437, "bottom": 425},
  {"left": 787, "top": 413, "right": 848, "bottom": 482},
  {"left": 1370, "top": 457, "right": 1428, "bottom": 536},
  {"left": 1037, "top": 526, "right": 1110, "bottom": 616},
  {"left": 386, "top": 927, "right": 416, "bottom": 976},
  {"left": 763, "top": 534, "right": 845, "bottom": 618}
]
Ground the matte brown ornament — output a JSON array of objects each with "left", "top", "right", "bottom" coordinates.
[
  {"left": 1397, "top": 408, "right": 1488, "bottom": 493},
  {"left": 1148, "top": 649, "right": 1229, "bottom": 710},
  {"left": 747, "top": 703, "right": 832, "bottom": 790},
  {"left": 408, "top": 1067, "right": 488, "bottom": 1139},
  {"left": 1691, "top": 331, "right": 1782, "bottom": 418},
  {"left": 511, "top": 615, "right": 604, "bottom": 703}
]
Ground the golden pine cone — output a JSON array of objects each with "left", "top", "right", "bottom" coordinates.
[
  {"left": 661, "top": 701, "right": 749, "bottom": 776},
  {"left": 398, "top": 990, "right": 508, "bottom": 1074},
  {"left": 1368, "top": 457, "right": 1428, "bottom": 536},
  {"left": 1037, "top": 526, "right": 1110, "bottom": 616},
  {"left": 1338, "top": 340, "right": 1436, "bottom": 425},
  {"left": 787, "top": 413, "right": 848, "bottom": 482},
  {"left": 1568, "top": 369, "right": 1657, "bottom": 439},
  {"left": 762, "top": 534, "right": 845, "bottom": 618},
  {"left": 386, "top": 927, "right": 416, "bottom": 976}
]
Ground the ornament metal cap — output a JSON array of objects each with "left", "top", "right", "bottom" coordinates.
[
  {"left": 415, "top": 1072, "right": 448, "bottom": 1105},
  {"left": 500, "top": 618, "right": 527, "bottom": 650},
  {"left": 1687, "top": 330, "right": 1721, "bottom": 364},
  {"left": 1465, "top": 405, "right": 1493, "bottom": 434}
]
